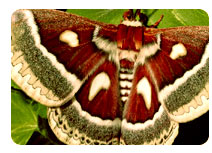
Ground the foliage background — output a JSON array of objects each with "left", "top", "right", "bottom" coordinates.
[{"left": 11, "top": 9, "right": 209, "bottom": 145}]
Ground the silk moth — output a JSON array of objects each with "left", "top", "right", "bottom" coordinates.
[{"left": 11, "top": 9, "right": 209, "bottom": 145}]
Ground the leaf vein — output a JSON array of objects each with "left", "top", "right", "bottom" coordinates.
[{"left": 171, "top": 10, "right": 187, "bottom": 26}]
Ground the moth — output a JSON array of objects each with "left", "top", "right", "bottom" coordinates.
[{"left": 11, "top": 9, "right": 209, "bottom": 145}]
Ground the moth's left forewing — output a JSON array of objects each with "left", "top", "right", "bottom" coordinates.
[
  {"left": 146, "top": 26, "right": 209, "bottom": 123},
  {"left": 11, "top": 9, "right": 118, "bottom": 107}
]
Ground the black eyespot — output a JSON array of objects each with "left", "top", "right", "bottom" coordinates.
[
  {"left": 94, "top": 141, "right": 99, "bottom": 145},
  {"left": 86, "top": 139, "right": 91, "bottom": 144},
  {"left": 69, "top": 130, "right": 73, "bottom": 135},
  {"left": 58, "top": 119, "right": 62, "bottom": 125}
]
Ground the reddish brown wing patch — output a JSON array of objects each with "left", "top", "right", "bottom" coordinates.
[
  {"left": 31, "top": 9, "right": 118, "bottom": 80},
  {"left": 76, "top": 60, "right": 121, "bottom": 120},
  {"left": 144, "top": 26, "right": 209, "bottom": 90},
  {"left": 123, "top": 64, "right": 160, "bottom": 123}
]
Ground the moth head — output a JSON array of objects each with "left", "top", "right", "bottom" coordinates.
[
  {"left": 122, "top": 9, "right": 163, "bottom": 28},
  {"left": 123, "top": 9, "right": 134, "bottom": 21},
  {"left": 122, "top": 9, "right": 147, "bottom": 26}
]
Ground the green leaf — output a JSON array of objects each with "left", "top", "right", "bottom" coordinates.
[
  {"left": 67, "top": 9, "right": 127, "bottom": 24},
  {"left": 144, "top": 9, "right": 209, "bottom": 28},
  {"left": 31, "top": 102, "right": 47, "bottom": 119},
  {"left": 27, "top": 117, "right": 64, "bottom": 145},
  {"left": 67, "top": 9, "right": 209, "bottom": 27},
  {"left": 11, "top": 79, "right": 21, "bottom": 89},
  {"left": 11, "top": 90, "right": 38, "bottom": 145},
  {"left": 11, "top": 78, "right": 47, "bottom": 118}
]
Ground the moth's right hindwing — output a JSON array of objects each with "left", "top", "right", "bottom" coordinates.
[{"left": 121, "top": 61, "right": 179, "bottom": 145}]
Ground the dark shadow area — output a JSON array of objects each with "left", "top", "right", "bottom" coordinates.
[{"left": 173, "top": 111, "right": 209, "bottom": 145}]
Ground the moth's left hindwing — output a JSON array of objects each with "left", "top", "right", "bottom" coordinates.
[
  {"left": 48, "top": 59, "right": 122, "bottom": 145},
  {"left": 11, "top": 9, "right": 117, "bottom": 107}
]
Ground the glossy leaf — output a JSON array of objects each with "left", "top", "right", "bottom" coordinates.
[
  {"left": 67, "top": 9, "right": 209, "bottom": 27},
  {"left": 67, "top": 9, "right": 127, "bottom": 24},
  {"left": 144, "top": 9, "right": 209, "bottom": 27},
  {"left": 11, "top": 90, "right": 38, "bottom": 145}
]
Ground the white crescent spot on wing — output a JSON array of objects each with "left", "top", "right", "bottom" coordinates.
[
  {"left": 88, "top": 72, "right": 111, "bottom": 101},
  {"left": 137, "top": 77, "right": 152, "bottom": 110}
]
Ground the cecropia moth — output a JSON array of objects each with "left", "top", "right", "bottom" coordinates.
[{"left": 11, "top": 9, "right": 209, "bottom": 145}]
